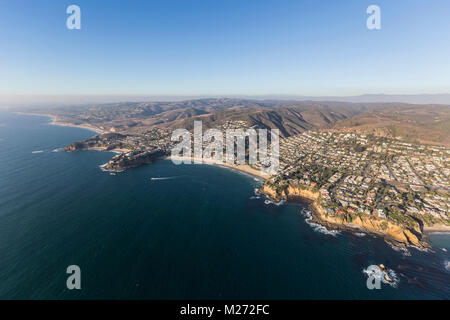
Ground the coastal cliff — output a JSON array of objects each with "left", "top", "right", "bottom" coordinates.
[
  {"left": 102, "top": 149, "right": 165, "bottom": 172},
  {"left": 260, "top": 183, "right": 429, "bottom": 249},
  {"left": 64, "top": 133, "right": 128, "bottom": 152},
  {"left": 65, "top": 134, "right": 166, "bottom": 172}
]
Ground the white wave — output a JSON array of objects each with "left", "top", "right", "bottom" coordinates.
[
  {"left": 355, "top": 232, "right": 366, "bottom": 237},
  {"left": 445, "top": 261, "right": 450, "bottom": 271},
  {"left": 300, "top": 208, "right": 340, "bottom": 236},
  {"left": 390, "top": 244, "right": 410, "bottom": 256},
  {"left": 98, "top": 163, "right": 123, "bottom": 173},
  {"left": 249, "top": 196, "right": 261, "bottom": 200},
  {"left": 301, "top": 208, "right": 311, "bottom": 215},
  {"left": 410, "top": 245, "right": 431, "bottom": 253},
  {"left": 31, "top": 150, "right": 44, "bottom": 154},
  {"left": 264, "top": 198, "right": 285, "bottom": 206}
]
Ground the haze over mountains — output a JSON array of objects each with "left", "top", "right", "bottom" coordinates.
[
  {"left": 11, "top": 98, "right": 450, "bottom": 147},
  {"left": 2, "top": 93, "right": 450, "bottom": 107}
]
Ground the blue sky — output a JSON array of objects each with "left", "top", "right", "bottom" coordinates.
[{"left": 0, "top": 0, "right": 449, "bottom": 96}]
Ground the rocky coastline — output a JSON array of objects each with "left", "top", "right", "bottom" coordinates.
[
  {"left": 65, "top": 137, "right": 166, "bottom": 172},
  {"left": 101, "top": 149, "right": 166, "bottom": 172},
  {"left": 259, "top": 183, "right": 433, "bottom": 250}
]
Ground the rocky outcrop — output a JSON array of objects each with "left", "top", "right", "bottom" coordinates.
[
  {"left": 64, "top": 133, "right": 127, "bottom": 152},
  {"left": 103, "top": 149, "right": 165, "bottom": 172},
  {"left": 321, "top": 212, "right": 425, "bottom": 248},
  {"left": 261, "top": 184, "right": 319, "bottom": 202},
  {"left": 261, "top": 184, "right": 279, "bottom": 200},
  {"left": 64, "top": 141, "right": 90, "bottom": 151},
  {"left": 260, "top": 183, "right": 430, "bottom": 249},
  {"left": 284, "top": 186, "right": 319, "bottom": 201}
]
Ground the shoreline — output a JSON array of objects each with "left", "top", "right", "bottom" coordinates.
[
  {"left": 423, "top": 225, "right": 450, "bottom": 233},
  {"left": 304, "top": 198, "right": 417, "bottom": 250},
  {"left": 51, "top": 120, "right": 105, "bottom": 135},
  {"left": 15, "top": 112, "right": 132, "bottom": 155},
  {"left": 14, "top": 111, "right": 450, "bottom": 244},
  {"left": 258, "top": 184, "right": 440, "bottom": 250},
  {"left": 83, "top": 146, "right": 132, "bottom": 154},
  {"left": 14, "top": 111, "right": 105, "bottom": 135},
  {"left": 166, "top": 156, "right": 270, "bottom": 181}
]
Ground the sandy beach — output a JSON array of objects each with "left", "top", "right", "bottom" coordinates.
[
  {"left": 424, "top": 225, "right": 450, "bottom": 233},
  {"left": 167, "top": 156, "right": 271, "bottom": 181},
  {"left": 15, "top": 112, "right": 105, "bottom": 135},
  {"left": 51, "top": 120, "right": 105, "bottom": 135}
]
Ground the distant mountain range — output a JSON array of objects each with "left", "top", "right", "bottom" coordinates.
[
  {"left": 12, "top": 98, "right": 450, "bottom": 146},
  {"left": 246, "top": 94, "right": 450, "bottom": 105},
  {"left": 2, "top": 93, "right": 450, "bottom": 107}
]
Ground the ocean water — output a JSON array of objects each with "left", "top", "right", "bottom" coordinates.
[{"left": 0, "top": 111, "right": 449, "bottom": 299}]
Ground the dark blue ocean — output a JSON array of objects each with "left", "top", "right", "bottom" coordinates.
[{"left": 0, "top": 111, "right": 449, "bottom": 299}]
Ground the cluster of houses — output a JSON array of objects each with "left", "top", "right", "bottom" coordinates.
[{"left": 274, "top": 131, "right": 449, "bottom": 224}]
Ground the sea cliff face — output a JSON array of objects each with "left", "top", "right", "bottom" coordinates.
[
  {"left": 64, "top": 141, "right": 90, "bottom": 151},
  {"left": 65, "top": 136, "right": 166, "bottom": 172},
  {"left": 102, "top": 149, "right": 165, "bottom": 172},
  {"left": 64, "top": 133, "right": 128, "bottom": 152},
  {"left": 260, "top": 183, "right": 429, "bottom": 249}
]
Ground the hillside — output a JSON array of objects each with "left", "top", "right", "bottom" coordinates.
[
  {"left": 333, "top": 104, "right": 450, "bottom": 146},
  {"left": 14, "top": 99, "right": 450, "bottom": 146},
  {"left": 175, "top": 103, "right": 365, "bottom": 137}
]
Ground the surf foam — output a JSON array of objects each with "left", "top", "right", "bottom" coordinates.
[{"left": 301, "top": 208, "right": 340, "bottom": 236}]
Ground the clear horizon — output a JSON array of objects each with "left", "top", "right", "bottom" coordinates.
[{"left": 1, "top": 0, "right": 450, "bottom": 97}]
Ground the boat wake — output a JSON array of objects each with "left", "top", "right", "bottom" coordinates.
[
  {"left": 150, "top": 176, "right": 181, "bottom": 181},
  {"left": 31, "top": 150, "right": 44, "bottom": 154},
  {"left": 445, "top": 260, "right": 450, "bottom": 272},
  {"left": 300, "top": 208, "right": 340, "bottom": 236},
  {"left": 52, "top": 148, "right": 64, "bottom": 152}
]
